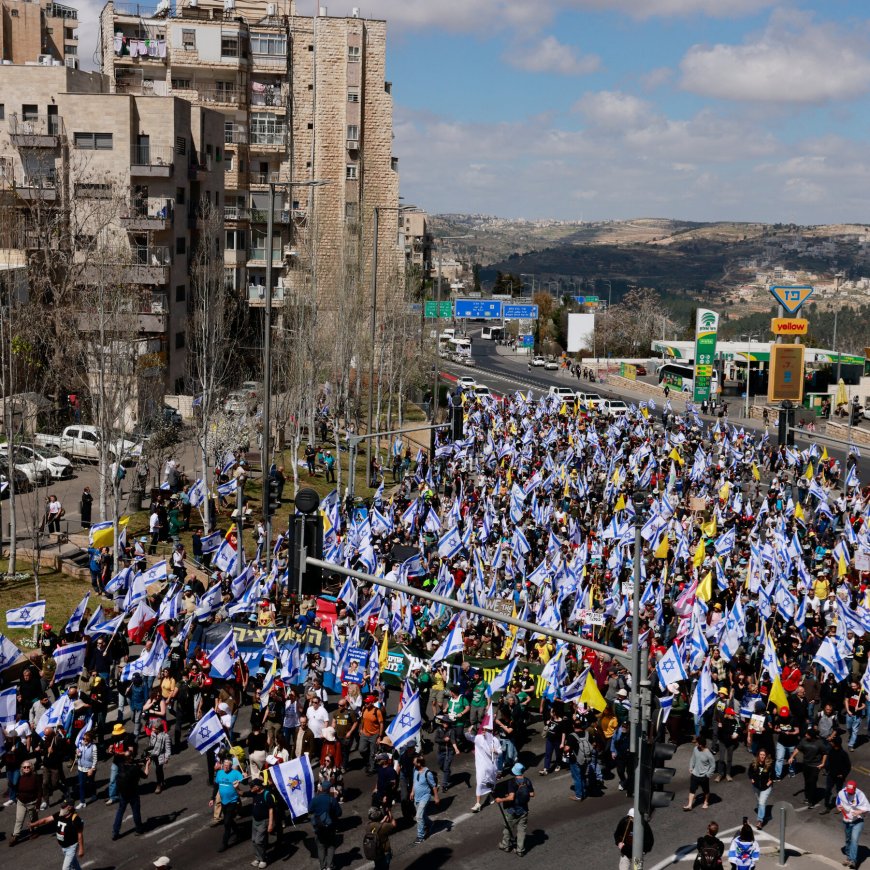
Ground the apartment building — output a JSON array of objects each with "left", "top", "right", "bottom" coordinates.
[
  {"left": 1, "top": 0, "right": 79, "bottom": 66},
  {"left": 0, "top": 64, "right": 224, "bottom": 396},
  {"left": 100, "top": 0, "right": 401, "bottom": 314},
  {"left": 399, "top": 209, "right": 432, "bottom": 277}
]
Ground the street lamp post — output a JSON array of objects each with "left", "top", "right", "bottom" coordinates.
[
  {"left": 740, "top": 333, "right": 759, "bottom": 420},
  {"left": 833, "top": 271, "right": 844, "bottom": 385},
  {"left": 631, "top": 489, "right": 649, "bottom": 868}
]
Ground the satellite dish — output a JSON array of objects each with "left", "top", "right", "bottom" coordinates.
[{"left": 295, "top": 487, "right": 320, "bottom": 515}]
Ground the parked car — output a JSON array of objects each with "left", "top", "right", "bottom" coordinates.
[
  {"left": 0, "top": 445, "right": 51, "bottom": 487},
  {"left": 19, "top": 444, "right": 73, "bottom": 479},
  {"left": 473, "top": 385, "right": 492, "bottom": 398},
  {"left": 531, "top": 356, "right": 546, "bottom": 367},
  {"left": 635, "top": 364, "right": 648, "bottom": 376},
  {"left": 0, "top": 463, "right": 32, "bottom": 495},
  {"left": 548, "top": 386, "right": 576, "bottom": 402},
  {"left": 223, "top": 390, "right": 256, "bottom": 415},
  {"left": 35, "top": 426, "right": 139, "bottom": 464},
  {"left": 605, "top": 399, "right": 629, "bottom": 415},
  {"left": 544, "top": 359, "right": 560, "bottom": 371},
  {"left": 457, "top": 376, "right": 477, "bottom": 391}
]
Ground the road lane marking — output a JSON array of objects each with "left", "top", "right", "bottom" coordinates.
[{"left": 143, "top": 812, "right": 200, "bottom": 839}]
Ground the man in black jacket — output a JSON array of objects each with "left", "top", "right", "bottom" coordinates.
[
  {"left": 820, "top": 735, "right": 851, "bottom": 814},
  {"left": 614, "top": 808, "right": 654, "bottom": 870}
]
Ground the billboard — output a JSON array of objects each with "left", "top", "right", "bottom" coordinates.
[
  {"left": 567, "top": 312, "right": 595, "bottom": 353},
  {"left": 768, "top": 344, "right": 805, "bottom": 403},
  {"left": 692, "top": 308, "right": 719, "bottom": 403},
  {"left": 454, "top": 299, "right": 503, "bottom": 319},
  {"left": 503, "top": 304, "right": 539, "bottom": 320}
]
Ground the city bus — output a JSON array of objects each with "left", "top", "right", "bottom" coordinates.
[
  {"left": 657, "top": 363, "right": 718, "bottom": 394},
  {"left": 481, "top": 325, "right": 504, "bottom": 340}
]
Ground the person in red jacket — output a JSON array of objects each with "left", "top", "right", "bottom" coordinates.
[{"left": 781, "top": 659, "right": 802, "bottom": 694}]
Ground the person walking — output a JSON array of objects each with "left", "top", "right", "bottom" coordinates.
[
  {"left": 111, "top": 759, "right": 145, "bottom": 840},
  {"left": 249, "top": 778, "right": 276, "bottom": 869},
  {"left": 74, "top": 731, "right": 97, "bottom": 809},
  {"left": 471, "top": 725, "right": 500, "bottom": 813},
  {"left": 434, "top": 714, "right": 457, "bottom": 791},
  {"left": 564, "top": 722, "right": 594, "bottom": 801},
  {"left": 694, "top": 820, "right": 724, "bottom": 869},
  {"left": 144, "top": 720, "right": 172, "bottom": 794},
  {"left": 836, "top": 780, "right": 870, "bottom": 869},
  {"left": 358, "top": 696, "right": 385, "bottom": 775},
  {"left": 363, "top": 806, "right": 396, "bottom": 870},
  {"left": 821, "top": 736, "right": 852, "bottom": 814},
  {"left": 684, "top": 737, "right": 715, "bottom": 811},
  {"left": 727, "top": 819, "right": 760, "bottom": 870},
  {"left": 789, "top": 725, "right": 827, "bottom": 808},
  {"left": 212, "top": 756, "right": 244, "bottom": 853},
  {"left": 494, "top": 763, "right": 533, "bottom": 857},
  {"left": 748, "top": 749, "right": 774, "bottom": 829},
  {"left": 410, "top": 755, "right": 439, "bottom": 845},
  {"left": 308, "top": 779, "right": 342, "bottom": 870},
  {"left": 613, "top": 808, "right": 654, "bottom": 870},
  {"left": 30, "top": 800, "right": 85, "bottom": 870},
  {"left": 9, "top": 759, "right": 42, "bottom": 846}
]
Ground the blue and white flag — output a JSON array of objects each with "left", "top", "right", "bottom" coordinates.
[
  {"left": 64, "top": 593, "right": 90, "bottom": 636},
  {"left": 337, "top": 576, "right": 357, "bottom": 612},
  {"left": 157, "top": 589, "right": 182, "bottom": 625},
  {"left": 0, "top": 686, "right": 16, "bottom": 726},
  {"left": 188, "top": 478, "right": 207, "bottom": 508},
  {"left": 813, "top": 637, "right": 849, "bottom": 681},
  {"left": 438, "top": 526, "right": 463, "bottom": 560},
  {"left": 201, "top": 531, "right": 222, "bottom": 554},
  {"left": 52, "top": 642, "right": 87, "bottom": 683},
  {"left": 385, "top": 689, "right": 421, "bottom": 750},
  {"left": 761, "top": 631, "right": 781, "bottom": 681},
  {"left": 75, "top": 715, "right": 93, "bottom": 749},
  {"left": 6, "top": 600, "right": 46, "bottom": 628},
  {"left": 512, "top": 527, "right": 531, "bottom": 558},
  {"left": 0, "top": 633, "right": 21, "bottom": 672},
  {"left": 689, "top": 662, "right": 717, "bottom": 719},
  {"left": 430, "top": 620, "right": 464, "bottom": 663},
  {"left": 213, "top": 539, "right": 238, "bottom": 574},
  {"left": 217, "top": 478, "right": 238, "bottom": 497},
  {"left": 88, "top": 613, "right": 124, "bottom": 636},
  {"left": 188, "top": 709, "right": 227, "bottom": 754},
  {"left": 714, "top": 527, "right": 736, "bottom": 557},
  {"left": 209, "top": 629, "right": 240, "bottom": 679},
  {"left": 487, "top": 658, "right": 518, "bottom": 697},
  {"left": 35, "top": 694, "right": 74, "bottom": 736},
  {"left": 138, "top": 560, "right": 168, "bottom": 585},
  {"left": 121, "top": 634, "right": 168, "bottom": 681},
  {"left": 656, "top": 642, "right": 688, "bottom": 691},
  {"left": 270, "top": 755, "right": 315, "bottom": 819}
]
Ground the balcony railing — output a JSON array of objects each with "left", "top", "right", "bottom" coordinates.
[
  {"left": 251, "top": 53, "right": 287, "bottom": 69},
  {"left": 130, "top": 145, "right": 174, "bottom": 175},
  {"left": 247, "top": 284, "right": 285, "bottom": 305},
  {"left": 249, "top": 170, "right": 283, "bottom": 186},
  {"left": 224, "top": 206, "right": 249, "bottom": 221},
  {"left": 224, "top": 126, "right": 248, "bottom": 145},
  {"left": 249, "top": 86, "right": 285, "bottom": 108},
  {"left": 128, "top": 245, "right": 171, "bottom": 266},
  {"left": 249, "top": 128, "right": 286, "bottom": 148},
  {"left": 9, "top": 113, "right": 63, "bottom": 145},
  {"left": 172, "top": 85, "right": 244, "bottom": 106},
  {"left": 113, "top": 37, "right": 166, "bottom": 60},
  {"left": 246, "top": 248, "right": 283, "bottom": 264},
  {"left": 120, "top": 198, "right": 173, "bottom": 230}
]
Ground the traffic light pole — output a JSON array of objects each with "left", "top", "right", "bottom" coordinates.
[{"left": 631, "top": 497, "right": 647, "bottom": 869}]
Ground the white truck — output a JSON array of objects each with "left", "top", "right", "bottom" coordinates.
[{"left": 34, "top": 425, "right": 140, "bottom": 463}]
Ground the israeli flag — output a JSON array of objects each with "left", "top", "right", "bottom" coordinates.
[
  {"left": 217, "top": 477, "right": 238, "bottom": 497},
  {"left": 424, "top": 507, "right": 442, "bottom": 534},
  {"left": 139, "top": 560, "right": 169, "bottom": 585},
  {"left": 121, "top": 634, "right": 168, "bottom": 681},
  {"left": 0, "top": 633, "right": 21, "bottom": 672},
  {"left": 188, "top": 478, "right": 207, "bottom": 508},
  {"left": 486, "top": 658, "right": 518, "bottom": 698},
  {"left": 35, "top": 694, "right": 74, "bottom": 736},
  {"left": 209, "top": 629, "right": 239, "bottom": 679},
  {"left": 201, "top": 531, "right": 222, "bottom": 554},
  {"left": 438, "top": 526, "right": 463, "bottom": 560},
  {"left": 104, "top": 566, "right": 133, "bottom": 596},
  {"left": 512, "top": 527, "right": 531, "bottom": 558},
  {"left": 385, "top": 688, "right": 422, "bottom": 750},
  {"left": 761, "top": 632, "right": 781, "bottom": 681},
  {"left": 687, "top": 621, "right": 710, "bottom": 670},
  {"left": 88, "top": 613, "right": 123, "bottom": 636},
  {"left": 270, "top": 755, "right": 315, "bottom": 820},
  {"left": 430, "top": 620, "right": 465, "bottom": 663},
  {"left": 714, "top": 527, "right": 736, "bottom": 556},
  {"left": 689, "top": 662, "right": 717, "bottom": 719},
  {"left": 122, "top": 571, "right": 148, "bottom": 612},
  {"left": 213, "top": 539, "right": 238, "bottom": 574},
  {"left": 52, "top": 641, "right": 87, "bottom": 683},
  {"left": 157, "top": 589, "right": 182, "bottom": 625},
  {"left": 813, "top": 637, "right": 849, "bottom": 681},
  {"left": 6, "top": 600, "right": 46, "bottom": 629},
  {"left": 656, "top": 642, "right": 688, "bottom": 691},
  {"left": 188, "top": 709, "right": 227, "bottom": 754},
  {"left": 0, "top": 686, "right": 16, "bottom": 726},
  {"left": 75, "top": 715, "right": 93, "bottom": 750},
  {"left": 63, "top": 593, "right": 90, "bottom": 636},
  {"left": 337, "top": 576, "right": 357, "bottom": 612}
]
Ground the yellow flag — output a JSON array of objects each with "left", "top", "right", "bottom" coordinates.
[
  {"left": 611, "top": 468, "right": 621, "bottom": 485},
  {"left": 615, "top": 494, "right": 626, "bottom": 512},
  {"left": 769, "top": 676, "right": 789, "bottom": 713},
  {"left": 719, "top": 482, "right": 730, "bottom": 502},
  {"left": 581, "top": 672, "right": 607, "bottom": 712},
  {"left": 378, "top": 629, "right": 390, "bottom": 670},
  {"left": 669, "top": 448, "right": 683, "bottom": 466},
  {"left": 805, "top": 462, "right": 814, "bottom": 481},
  {"left": 821, "top": 446, "right": 828, "bottom": 461},
  {"left": 654, "top": 535, "right": 669, "bottom": 559},
  {"left": 641, "top": 406, "right": 649, "bottom": 419},
  {"left": 697, "top": 571, "right": 713, "bottom": 602},
  {"left": 701, "top": 515, "right": 717, "bottom": 538},
  {"left": 693, "top": 538, "right": 706, "bottom": 568},
  {"left": 794, "top": 502, "right": 804, "bottom": 521},
  {"left": 563, "top": 478, "right": 570, "bottom": 498},
  {"left": 839, "top": 553, "right": 849, "bottom": 577},
  {"left": 751, "top": 463, "right": 761, "bottom": 481},
  {"left": 90, "top": 516, "right": 130, "bottom": 549},
  {"left": 559, "top": 402, "right": 567, "bottom": 415},
  {"left": 744, "top": 560, "right": 752, "bottom": 589},
  {"left": 507, "top": 468, "right": 512, "bottom": 487}
]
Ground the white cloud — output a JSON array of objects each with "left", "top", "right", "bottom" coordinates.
[
  {"left": 574, "top": 90, "right": 652, "bottom": 130},
  {"left": 505, "top": 35, "right": 599, "bottom": 76},
  {"left": 680, "top": 14, "right": 870, "bottom": 103}
]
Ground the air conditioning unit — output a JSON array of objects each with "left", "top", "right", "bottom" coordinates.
[
  {"left": 38, "top": 54, "right": 53, "bottom": 65},
  {"left": 266, "top": 2, "right": 276, "bottom": 15},
  {"left": 346, "top": 138, "right": 359, "bottom": 150},
  {"left": 352, "top": 7, "right": 359, "bottom": 16},
  {"left": 189, "top": 0, "right": 198, "bottom": 7},
  {"left": 64, "top": 56, "right": 76, "bottom": 68},
  {"left": 223, "top": 0, "right": 235, "bottom": 9}
]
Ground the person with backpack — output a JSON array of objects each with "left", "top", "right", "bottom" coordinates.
[
  {"left": 494, "top": 763, "right": 534, "bottom": 857},
  {"left": 613, "top": 808, "right": 654, "bottom": 870},
  {"left": 410, "top": 755, "right": 439, "bottom": 845},
  {"left": 694, "top": 821, "right": 725, "bottom": 870},
  {"left": 111, "top": 758, "right": 146, "bottom": 840},
  {"left": 308, "top": 779, "right": 342, "bottom": 870},
  {"left": 727, "top": 819, "right": 760, "bottom": 870},
  {"left": 249, "top": 777, "right": 277, "bottom": 870},
  {"left": 363, "top": 806, "right": 396, "bottom": 870},
  {"left": 563, "top": 722, "right": 593, "bottom": 801}
]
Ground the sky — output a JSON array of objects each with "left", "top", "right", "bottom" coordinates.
[{"left": 78, "top": 1, "right": 870, "bottom": 223}]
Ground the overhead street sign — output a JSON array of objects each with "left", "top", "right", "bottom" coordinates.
[
  {"left": 503, "top": 304, "right": 539, "bottom": 320},
  {"left": 455, "top": 299, "right": 503, "bottom": 319},
  {"left": 771, "top": 317, "right": 808, "bottom": 336},
  {"left": 424, "top": 300, "right": 453, "bottom": 318},
  {"left": 519, "top": 334, "right": 534, "bottom": 348},
  {"left": 769, "top": 285, "right": 814, "bottom": 315}
]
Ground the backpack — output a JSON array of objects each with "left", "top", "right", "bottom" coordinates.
[
  {"left": 362, "top": 824, "right": 383, "bottom": 860},
  {"left": 695, "top": 844, "right": 722, "bottom": 870},
  {"left": 311, "top": 806, "right": 333, "bottom": 831}
]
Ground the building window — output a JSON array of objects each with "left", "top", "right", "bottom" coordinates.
[
  {"left": 182, "top": 29, "right": 195, "bottom": 50},
  {"left": 345, "top": 202, "right": 358, "bottom": 221},
  {"left": 171, "top": 78, "right": 191, "bottom": 91},
  {"left": 347, "top": 89, "right": 359, "bottom": 103},
  {"left": 73, "top": 132, "right": 113, "bottom": 150},
  {"left": 346, "top": 164, "right": 358, "bottom": 180},
  {"left": 22, "top": 105, "right": 38, "bottom": 121},
  {"left": 74, "top": 183, "right": 112, "bottom": 199},
  {"left": 176, "top": 187, "right": 186, "bottom": 204},
  {"left": 216, "top": 147, "right": 222, "bottom": 163},
  {"left": 221, "top": 35, "right": 239, "bottom": 58},
  {"left": 175, "top": 284, "right": 186, "bottom": 303},
  {"left": 176, "top": 237, "right": 186, "bottom": 255},
  {"left": 250, "top": 32, "right": 286, "bottom": 56},
  {"left": 64, "top": 44, "right": 77, "bottom": 55},
  {"left": 10, "top": 8, "right": 17, "bottom": 16},
  {"left": 175, "top": 332, "right": 185, "bottom": 349},
  {"left": 175, "top": 136, "right": 186, "bottom": 156},
  {"left": 347, "top": 45, "right": 360, "bottom": 62},
  {"left": 0, "top": 105, "right": 4, "bottom": 121},
  {"left": 346, "top": 124, "right": 359, "bottom": 141}
]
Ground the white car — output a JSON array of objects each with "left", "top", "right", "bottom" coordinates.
[
  {"left": 224, "top": 390, "right": 255, "bottom": 415},
  {"left": 0, "top": 445, "right": 51, "bottom": 486},
  {"left": 20, "top": 444, "right": 73, "bottom": 479},
  {"left": 473, "top": 385, "right": 492, "bottom": 398},
  {"left": 582, "top": 393, "right": 605, "bottom": 410},
  {"left": 532, "top": 356, "right": 546, "bottom": 367},
  {"left": 457, "top": 376, "right": 477, "bottom": 390},
  {"left": 544, "top": 360, "right": 559, "bottom": 371},
  {"left": 549, "top": 386, "right": 576, "bottom": 402},
  {"left": 605, "top": 399, "right": 629, "bottom": 415}
]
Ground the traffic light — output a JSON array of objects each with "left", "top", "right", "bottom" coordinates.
[
  {"left": 451, "top": 402, "right": 463, "bottom": 442},
  {"left": 288, "top": 488, "right": 324, "bottom": 596},
  {"left": 638, "top": 739, "right": 676, "bottom": 816},
  {"left": 266, "top": 477, "right": 281, "bottom": 517},
  {"left": 777, "top": 400, "right": 795, "bottom": 447}
]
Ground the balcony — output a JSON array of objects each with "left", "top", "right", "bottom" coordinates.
[
  {"left": 119, "top": 246, "right": 171, "bottom": 285},
  {"left": 188, "top": 159, "right": 212, "bottom": 181},
  {"left": 247, "top": 284, "right": 285, "bottom": 306},
  {"left": 224, "top": 247, "right": 247, "bottom": 266},
  {"left": 136, "top": 293, "right": 169, "bottom": 332},
  {"left": 171, "top": 84, "right": 244, "bottom": 108},
  {"left": 112, "top": 36, "right": 167, "bottom": 62},
  {"left": 224, "top": 126, "right": 248, "bottom": 145},
  {"left": 248, "top": 170, "right": 284, "bottom": 188},
  {"left": 249, "top": 85, "right": 286, "bottom": 109},
  {"left": 15, "top": 175, "right": 58, "bottom": 201},
  {"left": 9, "top": 114, "right": 62, "bottom": 148},
  {"left": 246, "top": 248, "right": 283, "bottom": 266},
  {"left": 224, "top": 205, "right": 249, "bottom": 222},
  {"left": 251, "top": 53, "right": 287, "bottom": 73},
  {"left": 248, "top": 128, "right": 286, "bottom": 151},
  {"left": 130, "top": 145, "right": 173, "bottom": 177},
  {"left": 120, "top": 197, "right": 173, "bottom": 231}
]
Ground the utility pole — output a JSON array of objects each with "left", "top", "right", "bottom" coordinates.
[
  {"left": 262, "top": 183, "right": 276, "bottom": 564},
  {"left": 631, "top": 491, "right": 648, "bottom": 868},
  {"left": 833, "top": 271, "right": 844, "bottom": 385}
]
